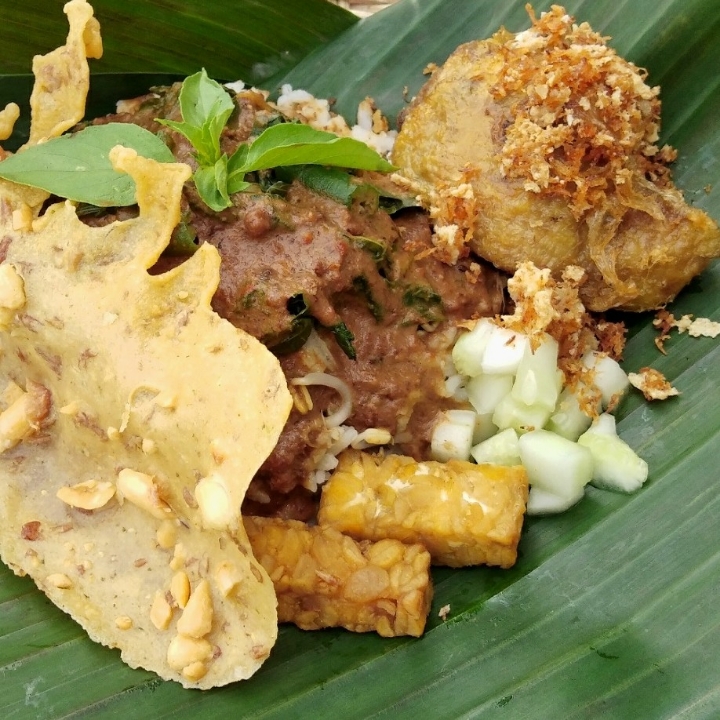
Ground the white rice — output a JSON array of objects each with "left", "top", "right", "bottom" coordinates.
[
  {"left": 304, "top": 422, "right": 393, "bottom": 492},
  {"left": 276, "top": 84, "right": 397, "bottom": 158},
  {"left": 224, "top": 79, "right": 246, "bottom": 93}
]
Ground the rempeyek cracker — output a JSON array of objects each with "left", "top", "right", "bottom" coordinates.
[{"left": 0, "top": 0, "right": 292, "bottom": 689}]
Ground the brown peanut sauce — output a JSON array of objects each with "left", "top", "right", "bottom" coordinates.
[{"left": 87, "top": 85, "right": 506, "bottom": 519}]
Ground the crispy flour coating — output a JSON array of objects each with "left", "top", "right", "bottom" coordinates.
[
  {"left": 0, "top": 144, "right": 292, "bottom": 687},
  {"left": 392, "top": 6, "right": 720, "bottom": 311},
  {"left": 0, "top": 3, "right": 292, "bottom": 682}
]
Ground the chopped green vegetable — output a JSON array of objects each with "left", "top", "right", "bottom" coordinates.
[
  {"left": 330, "top": 321, "right": 357, "bottom": 360},
  {"left": 349, "top": 235, "right": 388, "bottom": 263},
  {"left": 519, "top": 429, "right": 594, "bottom": 515},
  {"left": 430, "top": 409, "right": 476, "bottom": 462},
  {"left": 471, "top": 427, "right": 521, "bottom": 466},
  {"left": 352, "top": 276, "right": 384, "bottom": 321},
  {"left": 577, "top": 414, "right": 649, "bottom": 493},
  {"left": 264, "top": 317, "right": 314, "bottom": 356},
  {"left": 0, "top": 123, "right": 175, "bottom": 206},
  {"left": 276, "top": 165, "right": 358, "bottom": 205},
  {"left": 402, "top": 284, "right": 443, "bottom": 323}
]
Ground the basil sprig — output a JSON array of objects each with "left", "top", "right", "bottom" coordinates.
[
  {"left": 158, "top": 69, "right": 395, "bottom": 211},
  {"left": 0, "top": 69, "right": 396, "bottom": 211}
]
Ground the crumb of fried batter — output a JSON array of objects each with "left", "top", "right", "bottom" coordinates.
[
  {"left": 497, "top": 261, "right": 625, "bottom": 413},
  {"left": 628, "top": 367, "right": 680, "bottom": 401},
  {"left": 493, "top": 5, "right": 674, "bottom": 219},
  {"left": 685, "top": 317, "right": 720, "bottom": 338},
  {"left": 464, "top": 261, "right": 482, "bottom": 285},
  {"left": 393, "top": 169, "right": 480, "bottom": 264},
  {"left": 595, "top": 320, "right": 627, "bottom": 360},
  {"left": 414, "top": 246, "right": 438, "bottom": 261},
  {"left": 653, "top": 309, "right": 675, "bottom": 354},
  {"left": 653, "top": 309, "right": 720, "bottom": 352},
  {"left": 423, "top": 62, "right": 439, "bottom": 75}
]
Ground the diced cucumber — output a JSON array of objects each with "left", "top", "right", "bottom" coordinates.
[
  {"left": 471, "top": 427, "right": 521, "bottom": 466},
  {"left": 492, "top": 394, "right": 552, "bottom": 434},
  {"left": 511, "top": 334, "right": 560, "bottom": 410},
  {"left": 526, "top": 487, "right": 586, "bottom": 515},
  {"left": 546, "top": 386, "right": 593, "bottom": 441},
  {"left": 430, "top": 409, "right": 477, "bottom": 462},
  {"left": 519, "top": 429, "right": 593, "bottom": 506},
  {"left": 467, "top": 372, "right": 513, "bottom": 414},
  {"left": 577, "top": 414, "right": 649, "bottom": 492},
  {"left": 473, "top": 412, "right": 498, "bottom": 445},
  {"left": 481, "top": 326, "right": 529, "bottom": 375},
  {"left": 583, "top": 351, "right": 630, "bottom": 408},
  {"left": 445, "top": 409, "right": 477, "bottom": 426},
  {"left": 451, "top": 319, "right": 494, "bottom": 377}
]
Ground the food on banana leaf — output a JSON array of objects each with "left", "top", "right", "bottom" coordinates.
[
  {"left": 391, "top": 5, "right": 720, "bottom": 312},
  {"left": 245, "top": 515, "right": 433, "bottom": 637},
  {"left": 0, "top": 0, "right": 700, "bottom": 682},
  {"left": 0, "top": 0, "right": 291, "bottom": 688},
  {"left": 77, "top": 79, "right": 506, "bottom": 521},
  {"left": 318, "top": 450, "right": 528, "bottom": 568}
]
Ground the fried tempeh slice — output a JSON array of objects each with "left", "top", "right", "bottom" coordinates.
[
  {"left": 245, "top": 516, "right": 433, "bottom": 637},
  {"left": 318, "top": 450, "right": 528, "bottom": 568}
]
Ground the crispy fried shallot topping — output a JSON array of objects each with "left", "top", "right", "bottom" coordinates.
[{"left": 493, "top": 4, "right": 675, "bottom": 218}]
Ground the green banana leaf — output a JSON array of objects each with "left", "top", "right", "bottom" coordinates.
[
  {"left": 1, "top": 0, "right": 720, "bottom": 717},
  {"left": 0, "top": 0, "right": 357, "bottom": 80}
]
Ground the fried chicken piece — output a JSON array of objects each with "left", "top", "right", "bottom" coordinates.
[{"left": 392, "top": 6, "right": 720, "bottom": 312}]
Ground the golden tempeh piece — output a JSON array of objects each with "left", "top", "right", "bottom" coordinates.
[
  {"left": 318, "top": 450, "right": 528, "bottom": 568},
  {"left": 244, "top": 516, "right": 432, "bottom": 637}
]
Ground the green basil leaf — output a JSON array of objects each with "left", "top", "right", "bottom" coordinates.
[
  {"left": 402, "top": 284, "right": 444, "bottom": 324},
  {"left": 227, "top": 144, "right": 250, "bottom": 194},
  {"left": 402, "top": 284, "right": 442, "bottom": 309},
  {"left": 0, "top": 123, "right": 175, "bottom": 206},
  {"left": 349, "top": 234, "right": 388, "bottom": 263},
  {"left": 352, "top": 275, "right": 384, "bottom": 321},
  {"left": 361, "top": 182, "right": 419, "bottom": 213},
  {"left": 157, "top": 118, "right": 208, "bottom": 159},
  {"left": 159, "top": 70, "right": 234, "bottom": 166},
  {"left": 276, "top": 165, "right": 358, "bottom": 205},
  {"left": 193, "top": 156, "right": 231, "bottom": 212},
  {"left": 178, "top": 69, "right": 234, "bottom": 141},
  {"left": 227, "top": 176, "right": 251, "bottom": 194},
  {"left": 241, "top": 123, "right": 396, "bottom": 173},
  {"left": 214, "top": 154, "right": 230, "bottom": 204},
  {"left": 378, "top": 193, "right": 420, "bottom": 214}
]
